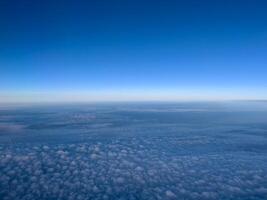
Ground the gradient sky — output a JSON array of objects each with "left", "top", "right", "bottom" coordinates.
[{"left": 0, "top": 0, "right": 267, "bottom": 102}]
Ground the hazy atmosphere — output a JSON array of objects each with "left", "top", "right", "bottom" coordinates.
[
  {"left": 1, "top": 0, "right": 267, "bottom": 102},
  {"left": 1, "top": 1, "right": 267, "bottom": 200}
]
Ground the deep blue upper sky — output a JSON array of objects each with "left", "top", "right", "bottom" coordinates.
[{"left": 0, "top": 0, "right": 267, "bottom": 101}]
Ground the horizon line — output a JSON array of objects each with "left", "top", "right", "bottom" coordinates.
[{"left": 1, "top": 99, "right": 267, "bottom": 104}]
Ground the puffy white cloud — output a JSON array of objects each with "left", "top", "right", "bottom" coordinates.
[{"left": 1, "top": 136, "right": 267, "bottom": 200}]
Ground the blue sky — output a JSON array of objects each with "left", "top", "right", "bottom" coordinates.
[{"left": 0, "top": 0, "right": 267, "bottom": 102}]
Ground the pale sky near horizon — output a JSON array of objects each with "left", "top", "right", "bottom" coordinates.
[{"left": 1, "top": 0, "right": 267, "bottom": 102}]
